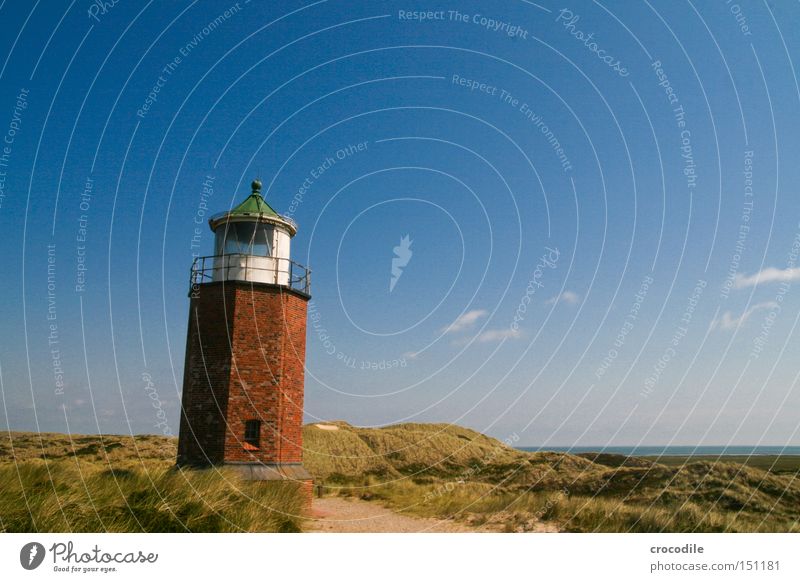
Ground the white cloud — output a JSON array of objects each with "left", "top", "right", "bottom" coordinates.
[
  {"left": 714, "top": 301, "right": 778, "bottom": 330},
  {"left": 441, "top": 309, "right": 488, "bottom": 334},
  {"left": 546, "top": 290, "right": 580, "bottom": 305},
  {"left": 476, "top": 328, "right": 523, "bottom": 343},
  {"left": 734, "top": 267, "right": 800, "bottom": 289}
]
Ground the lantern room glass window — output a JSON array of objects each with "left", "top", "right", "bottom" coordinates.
[{"left": 215, "top": 222, "right": 274, "bottom": 257}]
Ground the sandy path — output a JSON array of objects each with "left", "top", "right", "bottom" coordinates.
[{"left": 305, "top": 496, "right": 501, "bottom": 533}]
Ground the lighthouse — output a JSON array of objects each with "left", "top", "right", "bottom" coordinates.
[{"left": 177, "top": 179, "right": 312, "bottom": 500}]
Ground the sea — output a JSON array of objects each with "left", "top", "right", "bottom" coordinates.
[{"left": 517, "top": 446, "right": 800, "bottom": 456}]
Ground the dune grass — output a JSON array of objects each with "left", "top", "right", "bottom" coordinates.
[
  {"left": 305, "top": 423, "right": 800, "bottom": 533},
  {"left": 0, "top": 432, "right": 304, "bottom": 533},
  {"left": 4, "top": 425, "right": 800, "bottom": 533},
  {"left": 653, "top": 455, "right": 800, "bottom": 475},
  {"left": 0, "top": 460, "right": 305, "bottom": 533},
  {"left": 322, "top": 474, "right": 800, "bottom": 533}
]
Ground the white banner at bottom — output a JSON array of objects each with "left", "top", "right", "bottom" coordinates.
[{"left": 0, "top": 533, "right": 796, "bottom": 581}]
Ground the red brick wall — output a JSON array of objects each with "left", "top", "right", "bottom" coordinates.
[
  {"left": 178, "top": 281, "right": 309, "bottom": 467},
  {"left": 177, "top": 284, "right": 235, "bottom": 464}
]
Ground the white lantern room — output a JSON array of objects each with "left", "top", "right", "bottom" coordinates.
[{"left": 191, "top": 179, "right": 309, "bottom": 292}]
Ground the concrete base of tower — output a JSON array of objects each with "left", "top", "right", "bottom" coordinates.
[{"left": 224, "top": 462, "right": 314, "bottom": 508}]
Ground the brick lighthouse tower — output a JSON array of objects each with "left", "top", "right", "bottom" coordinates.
[{"left": 177, "top": 179, "right": 312, "bottom": 499}]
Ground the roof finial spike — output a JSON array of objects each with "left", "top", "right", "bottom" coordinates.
[{"left": 251, "top": 178, "right": 262, "bottom": 195}]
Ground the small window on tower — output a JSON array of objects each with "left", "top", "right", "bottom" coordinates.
[{"left": 244, "top": 420, "right": 261, "bottom": 450}]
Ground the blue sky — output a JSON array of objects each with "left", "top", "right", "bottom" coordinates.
[{"left": 1, "top": 0, "right": 800, "bottom": 446}]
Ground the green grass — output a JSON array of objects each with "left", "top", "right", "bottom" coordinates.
[
  {"left": 304, "top": 423, "right": 800, "bottom": 533},
  {"left": 320, "top": 475, "right": 800, "bottom": 533},
  {"left": 650, "top": 455, "right": 800, "bottom": 475},
  {"left": 0, "top": 433, "right": 304, "bottom": 533},
  {"left": 4, "top": 425, "right": 800, "bottom": 533}
]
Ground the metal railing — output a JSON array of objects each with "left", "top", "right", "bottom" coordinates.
[{"left": 190, "top": 254, "right": 311, "bottom": 295}]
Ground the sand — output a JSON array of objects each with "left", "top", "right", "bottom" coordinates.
[{"left": 306, "top": 497, "right": 498, "bottom": 533}]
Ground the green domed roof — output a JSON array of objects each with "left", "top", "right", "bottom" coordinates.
[
  {"left": 228, "top": 179, "right": 279, "bottom": 218},
  {"left": 209, "top": 179, "right": 297, "bottom": 236}
]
